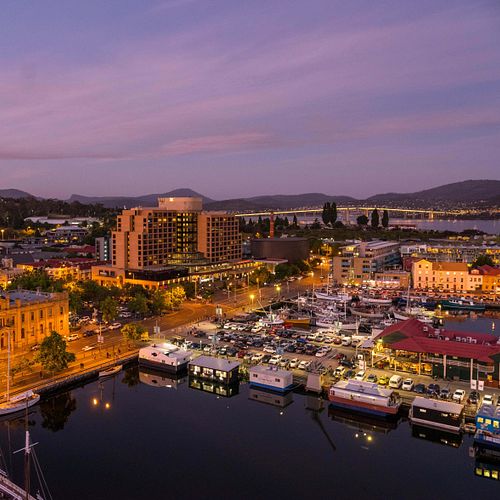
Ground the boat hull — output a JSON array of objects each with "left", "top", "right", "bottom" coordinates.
[
  {"left": 328, "top": 395, "right": 399, "bottom": 417},
  {"left": 138, "top": 358, "right": 189, "bottom": 373},
  {"left": 0, "top": 394, "right": 41, "bottom": 416}
]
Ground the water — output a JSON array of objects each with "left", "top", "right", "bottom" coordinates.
[{"left": 1, "top": 318, "right": 498, "bottom": 500}]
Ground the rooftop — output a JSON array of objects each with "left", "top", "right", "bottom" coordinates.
[
  {"left": 189, "top": 355, "right": 240, "bottom": 372},
  {"left": 0, "top": 289, "right": 59, "bottom": 305},
  {"left": 249, "top": 365, "right": 292, "bottom": 378}
]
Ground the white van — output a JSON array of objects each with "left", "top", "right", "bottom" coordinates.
[
  {"left": 388, "top": 375, "right": 403, "bottom": 389},
  {"left": 341, "top": 336, "right": 352, "bottom": 346}
]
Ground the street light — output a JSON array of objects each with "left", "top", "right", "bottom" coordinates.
[{"left": 250, "top": 294, "right": 255, "bottom": 307}]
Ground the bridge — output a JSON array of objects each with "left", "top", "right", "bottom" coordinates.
[{"left": 234, "top": 206, "right": 459, "bottom": 221}]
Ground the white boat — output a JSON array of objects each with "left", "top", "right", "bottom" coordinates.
[
  {"left": 315, "top": 291, "right": 351, "bottom": 303},
  {"left": 361, "top": 297, "right": 393, "bottom": 306},
  {"left": 0, "top": 330, "right": 40, "bottom": 416},
  {"left": 139, "top": 343, "right": 192, "bottom": 373},
  {"left": 99, "top": 365, "right": 121, "bottom": 378},
  {"left": 0, "top": 390, "right": 40, "bottom": 416},
  {"left": 259, "top": 313, "right": 284, "bottom": 327}
]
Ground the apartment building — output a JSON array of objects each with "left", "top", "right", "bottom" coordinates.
[
  {"left": 0, "top": 290, "right": 69, "bottom": 350},
  {"left": 331, "top": 240, "right": 401, "bottom": 285},
  {"left": 198, "top": 212, "right": 242, "bottom": 263}
]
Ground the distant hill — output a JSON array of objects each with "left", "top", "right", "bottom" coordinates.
[
  {"left": 0, "top": 189, "right": 36, "bottom": 199},
  {"left": 368, "top": 180, "right": 500, "bottom": 203},
  {"left": 205, "top": 193, "right": 356, "bottom": 211},
  {"left": 68, "top": 188, "right": 214, "bottom": 208}
]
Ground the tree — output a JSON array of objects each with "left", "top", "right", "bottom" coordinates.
[
  {"left": 127, "top": 294, "right": 149, "bottom": 317},
  {"left": 371, "top": 209, "right": 380, "bottom": 228},
  {"left": 382, "top": 210, "right": 389, "bottom": 228},
  {"left": 7, "top": 269, "right": 64, "bottom": 293},
  {"left": 322, "top": 202, "right": 331, "bottom": 226},
  {"left": 472, "top": 255, "right": 495, "bottom": 268},
  {"left": 329, "top": 202, "right": 337, "bottom": 225},
  {"left": 311, "top": 218, "right": 321, "bottom": 230},
  {"left": 121, "top": 323, "right": 147, "bottom": 342},
  {"left": 37, "top": 332, "right": 76, "bottom": 373},
  {"left": 357, "top": 215, "right": 369, "bottom": 226},
  {"left": 101, "top": 296, "right": 119, "bottom": 323}
]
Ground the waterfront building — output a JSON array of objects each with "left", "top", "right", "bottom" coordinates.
[
  {"left": 331, "top": 240, "right": 401, "bottom": 285},
  {"left": 411, "top": 259, "right": 482, "bottom": 292},
  {"left": 92, "top": 197, "right": 251, "bottom": 289},
  {"left": 373, "top": 319, "right": 500, "bottom": 385},
  {"left": 0, "top": 289, "right": 69, "bottom": 350},
  {"left": 401, "top": 242, "right": 500, "bottom": 266},
  {"left": 477, "top": 265, "right": 500, "bottom": 295}
]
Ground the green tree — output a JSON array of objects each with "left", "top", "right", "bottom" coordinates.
[
  {"left": 329, "top": 202, "right": 337, "bottom": 225},
  {"left": 472, "top": 255, "right": 495, "bottom": 268},
  {"left": 170, "top": 286, "right": 186, "bottom": 309},
  {"left": 356, "top": 215, "right": 369, "bottom": 226},
  {"left": 121, "top": 323, "right": 147, "bottom": 342},
  {"left": 7, "top": 269, "right": 64, "bottom": 293},
  {"left": 37, "top": 332, "right": 76, "bottom": 373},
  {"left": 127, "top": 294, "right": 149, "bottom": 317},
  {"left": 322, "top": 202, "right": 331, "bottom": 226},
  {"left": 382, "top": 210, "right": 389, "bottom": 228},
  {"left": 371, "top": 209, "right": 380, "bottom": 228},
  {"left": 249, "top": 266, "right": 272, "bottom": 285},
  {"left": 101, "top": 296, "right": 119, "bottom": 323}
]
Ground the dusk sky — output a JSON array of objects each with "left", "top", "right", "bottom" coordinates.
[{"left": 1, "top": 0, "right": 499, "bottom": 200}]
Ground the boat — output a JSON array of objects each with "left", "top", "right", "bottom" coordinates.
[
  {"left": 283, "top": 317, "right": 311, "bottom": 327},
  {"left": 249, "top": 365, "right": 294, "bottom": 393},
  {"left": 138, "top": 343, "right": 192, "bottom": 373},
  {"left": 315, "top": 291, "right": 351, "bottom": 302},
  {"left": 99, "top": 365, "right": 121, "bottom": 378},
  {"left": 0, "top": 330, "right": 40, "bottom": 416},
  {"left": 409, "top": 396, "right": 464, "bottom": 433},
  {"left": 440, "top": 299, "right": 486, "bottom": 312},
  {"left": 259, "top": 313, "right": 284, "bottom": 327},
  {"left": 350, "top": 308, "right": 385, "bottom": 319},
  {"left": 328, "top": 380, "right": 401, "bottom": 417},
  {"left": 361, "top": 297, "right": 393, "bottom": 306}
]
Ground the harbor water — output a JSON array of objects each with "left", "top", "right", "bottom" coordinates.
[{"left": 0, "top": 318, "right": 498, "bottom": 500}]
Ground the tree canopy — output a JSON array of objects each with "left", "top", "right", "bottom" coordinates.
[{"left": 37, "top": 331, "right": 76, "bottom": 372}]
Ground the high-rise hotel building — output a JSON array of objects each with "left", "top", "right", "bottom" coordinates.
[{"left": 93, "top": 197, "right": 246, "bottom": 288}]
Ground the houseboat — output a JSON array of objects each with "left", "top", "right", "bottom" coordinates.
[
  {"left": 138, "top": 343, "right": 192, "bottom": 373},
  {"left": 249, "top": 365, "right": 294, "bottom": 393},
  {"left": 474, "top": 404, "right": 500, "bottom": 458},
  {"left": 328, "top": 380, "right": 401, "bottom": 417},
  {"left": 409, "top": 396, "right": 464, "bottom": 433},
  {"left": 188, "top": 355, "right": 240, "bottom": 384}
]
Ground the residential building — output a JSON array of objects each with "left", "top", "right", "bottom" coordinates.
[
  {"left": 0, "top": 290, "right": 69, "bottom": 350},
  {"left": 331, "top": 240, "right": 401, "bottom": 285},
  {"left": 95, "top": 237, "right": 111, "bottom": 262}
]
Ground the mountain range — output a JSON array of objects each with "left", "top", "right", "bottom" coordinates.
[{"left": 1, "top": 179, "right": 498, "bottom": 210}]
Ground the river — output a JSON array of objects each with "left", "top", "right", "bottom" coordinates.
[{"left": 0, "top": 317, "right": 498, "bottom": 500}]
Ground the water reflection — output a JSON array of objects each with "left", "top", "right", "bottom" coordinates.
[
  {"left": 328, "top": 406, "right": 400, "bottom": 435},
  {"left": 139, "top": 367, "right": 187, "bottom": 389},
  {"left": 411, "top": 424, "right": 463, "bottom": 448},
  {"left": 40, "top": 392, "right": 77, "bottom": 432},
  {"left": 121, "top": 366, "right": 140, "bottom": 387},
  {"left": 248, "top": 387, "right": 294, "bottom": 408},
  {"left": 188, "top": 377, "right": 239, "bottom": 398}
]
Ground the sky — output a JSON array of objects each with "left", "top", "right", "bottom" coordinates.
[{"left": 1, "top": 0, "right": 499, "bottom": 200}]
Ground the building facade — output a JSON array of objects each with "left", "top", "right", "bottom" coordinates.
[
  {"left": 197, "top": 212, "right": 241, "bottom": 263},
  {"left": 332, "top": 241, "right": 401, "bottom": 285},
  {"left": 0, "top": 290, "right": 69, "bottom": 350}
]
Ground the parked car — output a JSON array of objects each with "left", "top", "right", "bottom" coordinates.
[
  {"left": 108, "top": 322, "right": 122, "bottom": 330},
  {"left": 354, "top": 370, "right": 366, "bottom": 381},
  {"left": 439, "top": 388, "right": 451, "bottom": 400},
  {"left": 289, "top": 358, "right": 300, "bottom": 369},
  {"left": 82, "top": 345, "right": 96, "bottom": 351},
  {"left": 334, "top": 366, "right": 346, "bottom": 378},
  {"left": 345, "top": 369, "right": 356, "bottom": 379},
  {"left": 402, "top": 378, "right": 414, "bottom": 391},
  {"left": 366, "top": 373, "right": 378, "bottom": 383},
  {"left": 467, "top": 391, "right": 480, "bottom": 405},
  {"left": 388, "top": 375, "right": 403, "bottom": 389},
  {"left": 414, "top": 383, "right": 426, "bottom": 394},
  {"left": 83, "top": 330, "right": 96, "bottom": 337},
  {"left": 251, "top": 353, "right": 264, "bottom": 363},
  {"left": 298, "top": 360, "right": 311, "bottom": 371},
  {"left": 452, "top": 389, "right": 466, "bottom": 403},
  {"left": 30, "top": 343, "right": 41, "bottom": 351},
  {"left": 269, "top": 355, "right": 282, "bottom": 365},
  {"left": 482, "top": 394, "right": 495, "bottom": 405},
  {"left": 427, "top": 383, "right": 440, "bottom": 397},
  {"left": 66, "top": 333, "right": 79, "bottom": 342},
  {"left": 378, "top": 375, "right": 389, "bottom": 386}
]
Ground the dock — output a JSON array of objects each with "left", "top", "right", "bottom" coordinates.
[{"left": 0, "top": 471, "right": 37, "bottom": 500}]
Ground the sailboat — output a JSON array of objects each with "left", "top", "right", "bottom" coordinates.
[{"left": 0, "top": 331, "right": 40, "bottom": 416}]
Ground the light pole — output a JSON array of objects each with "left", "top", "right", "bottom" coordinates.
[
  {"left": 275, "top": 285, "right": 281, "bottom": 300},
  {"left": 250, "top": 294, "right": 255, "bottom": 308}
]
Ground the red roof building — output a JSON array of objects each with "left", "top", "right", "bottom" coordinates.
[{"left": 374, "top": 319, "right": 500, "bottom": 384}]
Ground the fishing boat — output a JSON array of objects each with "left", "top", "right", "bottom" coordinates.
[
  {"left": 99, "top": 365, "right": 121, "bottom": 378},
  {"left": 350, "top": 308, "right": 385, "bottom": 319},
  {"left": 328, "top": 380, "right": 401, "bottom": 417},
  {"left": 315, "top": 291, "right": 351, "bottom": 303},
  {"left": 361, "top": 296, "right": 393, "bottom": 306},
  {"left": 0, "top": 331, "right": 40, "bottom": 416},
  {"left": 440, "top": 299, "right": 486, "bottom": 312}
]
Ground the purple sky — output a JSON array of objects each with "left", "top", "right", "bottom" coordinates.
[{"left": 1, "top": 0, "right": 499, "bottom": 200}]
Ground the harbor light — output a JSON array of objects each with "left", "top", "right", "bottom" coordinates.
[
  {"left": 105, "top": 403, "right": 111, "bottom": 410},
  {"left": 92, "top": 398, "right": 98, "bottom": 406}
]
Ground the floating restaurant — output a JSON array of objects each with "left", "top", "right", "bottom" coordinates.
[{"left": 373, "top": 319, "right": 500, "bottom": 386}]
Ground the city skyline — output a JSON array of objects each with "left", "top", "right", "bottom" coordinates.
[{"left": 1, "top": 0, "right": 500, "bottom": 199}]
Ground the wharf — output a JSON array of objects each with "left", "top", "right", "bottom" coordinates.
[{"left": 0, "top": 472, "right": 37, "bottom": 500}]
